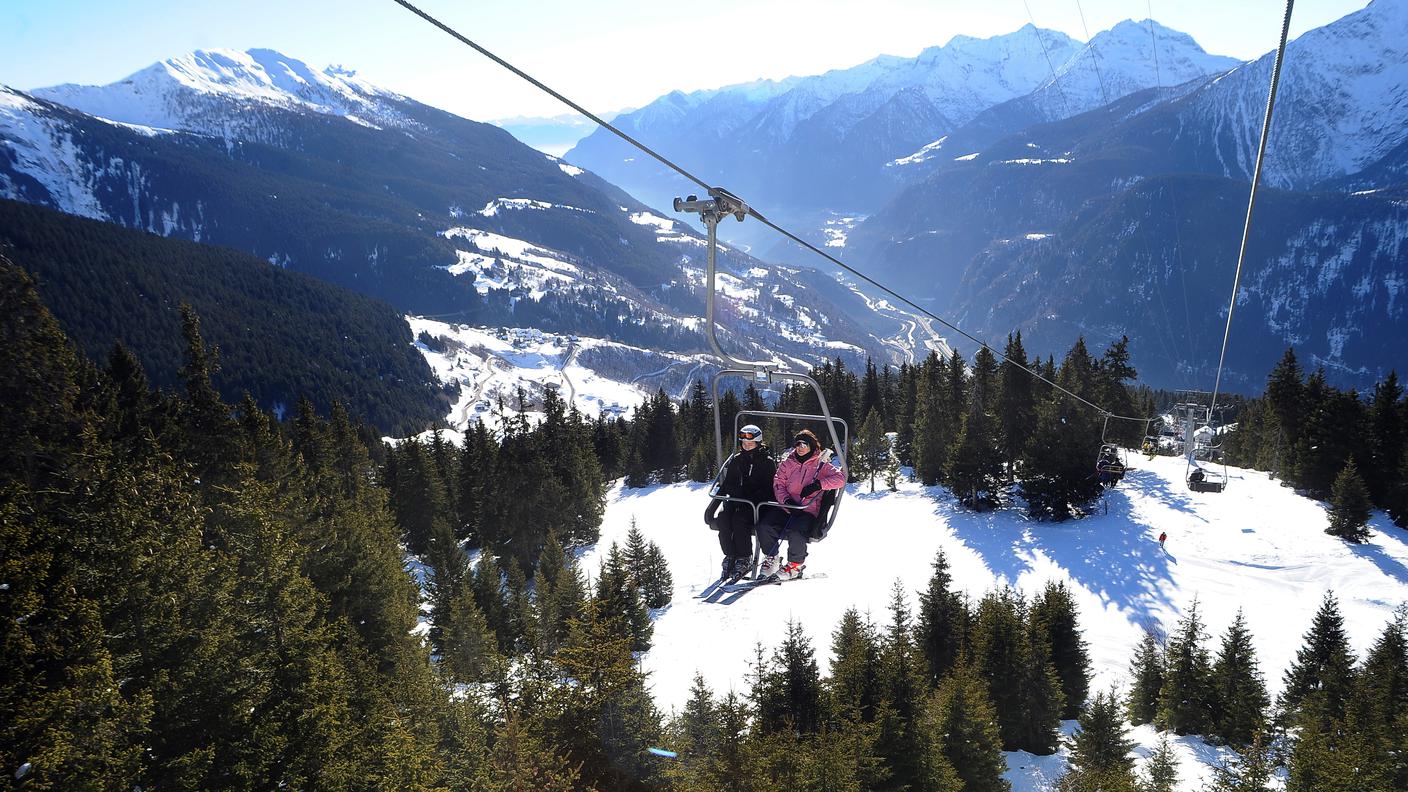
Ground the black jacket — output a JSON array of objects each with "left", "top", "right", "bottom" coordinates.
[
  {"left": 707, "top": 445, "right": 777, "bottom": 520},
  {"left": 719, "top": 445, "right": 776, "bottom": 502}
]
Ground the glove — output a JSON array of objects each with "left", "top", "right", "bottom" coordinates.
[
  {"left": 785, "top": 498, "right": 802, "bottom": 507},
  {"left": 801, "top": 481, "right": 822, "bottom": 497},
  {"left": 704, "top": 504, "right": 719, "bottom": 526}
]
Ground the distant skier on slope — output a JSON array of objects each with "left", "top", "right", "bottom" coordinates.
[
  {"left": 704, "top": 424, "right": 776, "bottom": 581},
  {"left": 757, "top": 429, "right": 845, "bottom": 581}
]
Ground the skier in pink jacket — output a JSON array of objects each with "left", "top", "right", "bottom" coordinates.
[{"left": 757, "top": 428, "right": 845, "bottom": 581}]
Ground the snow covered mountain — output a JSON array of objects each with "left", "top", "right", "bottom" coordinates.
[
  {"left": 588, "top": 454, "right": 1408, "bottom": 790},
  {"left": 887, "top": 20, "right": 1240, "bottom": 172},
  {"left": 844, "top": 0, "right": 1408, "bottom": 390},
  {"left": 33, "top": 48, "right": 414, "bottom": 142},
  {"left": 1, "top": 49, "right": 913, "bottom": 379},
  {"left": 566, "top": 19, "right": 1234, "bottom": 257},
  {"left": 1079, "top": 0, "right": 1408, "bottom": 190},
  {"left": 567, "top": 25, "right": 1082, "bottom": 220}
]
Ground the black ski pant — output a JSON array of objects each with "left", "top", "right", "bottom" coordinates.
[
  {"left": 758, "top": 508, "right": 816, "bottom": 564},
  {"left": 715, "top": 503, "right": 756, "bottom": 560}
]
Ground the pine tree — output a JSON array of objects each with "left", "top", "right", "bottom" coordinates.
[
  {"left": 174, "top": 302, "right": 241, "bottom": 486},
  {"left": 471, "top": 552, "right": 512, "bottom": 654},
  {"left": 548, "top": 598, "right": 664, "bottom": 791},
  {"left": 915, "top": 549, "right": 969, "bottom": 686},
  {"left": 1020, "top": 339, "right": 1106, "bottom": 520},
  {"left": 1265, "top": 347, "right": 1306, "bottom": 480},
  {"left": 948, "top": 346, "right": 1004, "bottom": 509},
  {"left": 1280, "top": 591, "right": 1357, "bottom": 730},
  {"left": 534, "top": 531, "right": 586, "bottom": 656},
  {"left": 1140, "top": 733, "right": 1180, "bottom": 792},
  {"left": 439, "top": 577, "right": 501, "bottom": 682},
  {"left": 662, "top": 674, "right": 724, "bottom": 790},
  {"left": 1057, "top": 689, "right": 1138, "bottom": 792},
  {"left": 623, "top": 520, "right": 651, "bottom": 583},
  {"left": 996, "top": 332, "right": 1036, "bottom": 479},
  {"left": 640, "top": 543, "right": 672, "bottom": 609},
  {"left": 1347, "top": 608, "right": 1408, "bottom": 789},
  {"left": 852, "top": 409, "right": 889, "bottom": 492},
  {"left": 1365, "top": 373, "right": 1405, "bottom": 508},
  {"left": 827, "top": 608, "right": 884, "bottom": 724},
  {"left": 1031, "top": 580, "right": 1091, "bottom": 718},
  {"left": 922, "top": 662, "right": 1011, "bottom": 792},
  {"left": 896, "top": 362, "right": 919, "bottom": 468},
  {"left": 972, "top": 588, "right": 1063, "bottom": 753},
  {"left": 1096, "top": 337, "right": 1141, "bottom": 445},
  {"left": 503, "top": 559, "right": 534, "bottom": 655},
  {"left": 1204, "top": 733, "right": 1275, "bottom": 792},
  {"left": 388, "top": 437, "right": 452, "bottom": 555},
  {"left": 861, "top": 358, "right": 885, "bottom": 428},
  {"left": 674, "top": 672, "right": 719, "bottom": 757},
  {"left": 1157, "top": 600, "right": 1213, "bottom": 735},
  {"left": 755, "top": 621, "right": 824, "bottom": 735},
  {"left": 480, "top": 710, "right": 585, "bottom": 792},
  {"left": 204, "top": 469, "right": 360, "bottom": 786},
  {"left": 1126, "top": 631, "right": 1165, "bottom": 725},
  {"left": 1326, "top": 459, "right": 1372, "bottom": 543},
  {"left": 1284, "top": 716, "right": 1388, "bottom": 792},
  {"left": 913, "top": 352, "right": 952, "bottom": 485},
  {"left": 875, "top": 581, "right": 931, "bottom": 789},
  {"left": 593, "top": 543, "right": 653, "bottom": 652},
  {"left": 457, "top": 420, "right": 499, "bottom": 547},
  {"left": 1209, "top": 610, "right": 1269, "bottom": 747}
]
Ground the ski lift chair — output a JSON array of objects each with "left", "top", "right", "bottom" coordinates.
[
  {"left": 1187, "top": 465, "right": 1226, "bottom": 493},
  {"left": 676, "top": 187, "right": 850, "bottom": 579},
  {"left": 706, "top": 405, "right": 849, "bottom": 576}
]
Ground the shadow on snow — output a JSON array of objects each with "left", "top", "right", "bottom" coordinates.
[{"left": 928, "top": 468, "right": 1178, "bottom": 628}]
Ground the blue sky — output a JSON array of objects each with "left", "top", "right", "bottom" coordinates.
[{"left": 3, "top": 0, "right": 1373, "bottom": 121}]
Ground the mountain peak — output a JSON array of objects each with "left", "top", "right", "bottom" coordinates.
[{"left": 33, "top": 47, "right": 406, "bottom": 135}]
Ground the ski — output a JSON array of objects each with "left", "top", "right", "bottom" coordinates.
[
  {"left": 694, "top": 575, "right": 731, "bottom": 599},
  {"left": 711, "top": 572, "right": 828, "bottom": 604},
  {"left": 695, "top": 568, "right": 753, "bottom": 600}
]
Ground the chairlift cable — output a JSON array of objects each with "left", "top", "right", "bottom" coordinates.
[
  {"left": 388, "top": 0, "right": 1154, "bottom": 425},
  {"left": 1208, "top": 0, "right": 1295, "bottom": 418},
  {"left": 1073, "top": 0, "right": 1112, "bottom": 107},
  {"left": 1145, "top": 1, "right": 1162, "bottom": 88},
  {"left": 1022, "top": 0, "right": 1071, "bottom": 116}
]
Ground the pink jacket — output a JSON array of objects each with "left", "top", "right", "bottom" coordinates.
[{"left": 773, "top": 450, "right": 846, "bottom": 518}]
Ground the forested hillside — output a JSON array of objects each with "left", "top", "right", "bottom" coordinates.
[{"left": 0, "top": 198, "right": 445, "bottom": 434}]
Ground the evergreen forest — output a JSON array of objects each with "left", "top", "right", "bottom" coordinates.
[
  {"left": 8, "top": 240, "right": 1408, "bottom": 789},
  {"left": 0, "top": 198, "right": 446, "bottom": 435}
]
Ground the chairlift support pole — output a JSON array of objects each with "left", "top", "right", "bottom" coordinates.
[{"left": 673, "top": 188, "right": 849, "bottom": 476}]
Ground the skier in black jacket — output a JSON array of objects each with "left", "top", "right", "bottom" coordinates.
[{"left": 704, "top": 424, "right": 777, "bottom": 579}]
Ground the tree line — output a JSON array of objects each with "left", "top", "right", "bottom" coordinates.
[
  {"left": 1102, "top": 592, "right": 1408, "bottom": 792},
  {"left": 611, "top": 333, "right": 1153, "bottom": 521},
  {"left": 0, "top": 197, "right": 447, "bottom": 435},
  {"left": 1225, "top": 347, "right": 1408, "bottom": 537}
]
